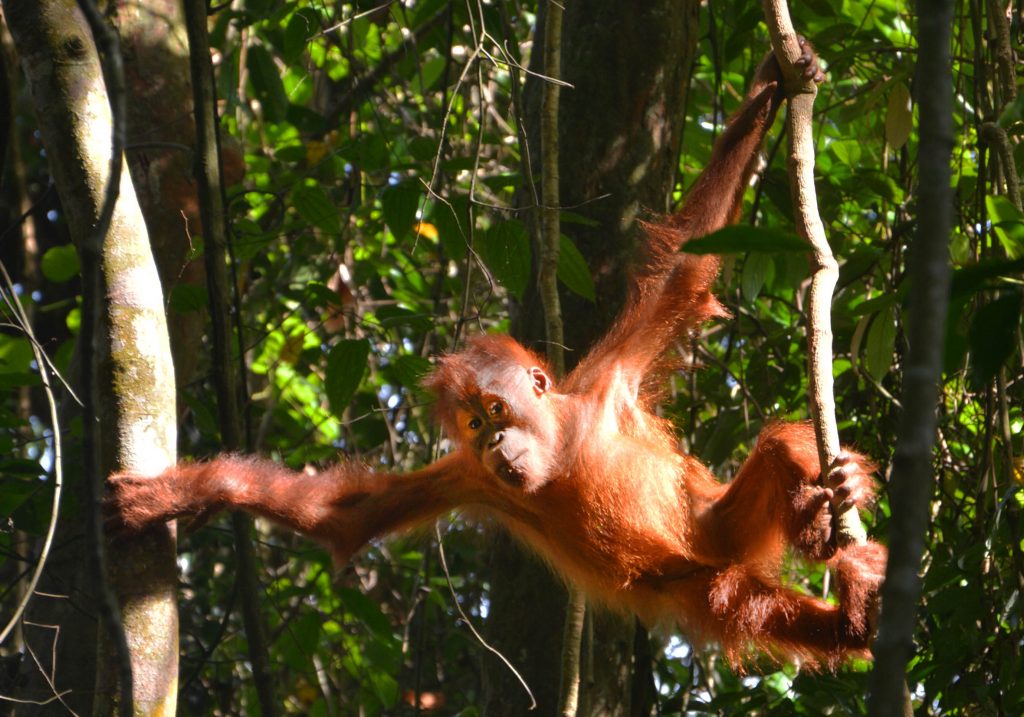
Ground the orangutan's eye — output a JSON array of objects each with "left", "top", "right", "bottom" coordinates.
[
  {"left": 489, "top": 402, "right": 503, "bottom": 416},
  {"left": 468, "top": 417, "right": 483, "bottom": 430}
]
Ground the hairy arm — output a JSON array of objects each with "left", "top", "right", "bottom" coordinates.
[
  {"left": 569, "top": 45, "right": 821, "bottom": 397},
  {"left": 107, "top": 451, "right": 477, "bottom": 563}
]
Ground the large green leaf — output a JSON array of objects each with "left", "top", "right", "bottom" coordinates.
[
  {"left": 292, "top": 184, "right": 341, "bottom": 234},
  {"left": 557, "top": 234, "right": 595, "bottom": 301},
  {"left": 968, "top": 293, "right": 1022, "bottom": 385},
  {"left": 381, "top": 184, "right": 421, "bottom": 241},
  {"left": 247, "top": 44, "right": 288, "bottom": 122},
  {"left": 325, "top": 339, "right": 370, "bottom": 418},
  {"left": 681, "top": 225, "right": 809, "bottom": 255},
  {"left": 477, "top": 220, "right": 531, "bottom": 299}
]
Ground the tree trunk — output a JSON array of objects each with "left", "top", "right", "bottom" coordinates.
[
  {"left": 868, "top": 0, "right": 954, "bottom": 713},
  {"left": 113, "top": 0, "right": 214, "bottom": 395},
  {"left": 3, "top": 1, "right": 179, "bottom": 713},
  {"left": 483, "top": 3, "right": 699, "bottom": 715}
]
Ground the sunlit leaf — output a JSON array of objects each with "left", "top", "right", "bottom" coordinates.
[
  {"left": 0, "top": 336, "right": 33, "bottom": 374},
  {"left": 885, "top": 81, "right": 913, "bottom": 150},
  {"left": 41, "top": 245, "right": 79, "bottom": 282}
]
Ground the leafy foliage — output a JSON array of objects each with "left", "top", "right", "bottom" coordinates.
[{"left": 1, "top": 0, "right": 1022, "bottom": 714}]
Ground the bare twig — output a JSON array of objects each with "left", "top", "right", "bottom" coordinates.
[{"left": 434, "top": 525, "right": 537, "bottom": 709}]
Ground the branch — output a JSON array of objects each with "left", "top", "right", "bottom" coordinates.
[{"left": 761, "top": 0, "right": 866, "bottom": 546}]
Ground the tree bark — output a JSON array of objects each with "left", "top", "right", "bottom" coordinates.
[
  {"left": 3, "top": 1, "right": 179, "bottom": 713},
  {"left": 112, "top": 0, "right": 213, "bottom": 395}
]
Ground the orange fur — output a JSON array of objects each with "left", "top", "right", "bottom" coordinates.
[{"left": 108, "top": 42, "right": 886, "bottom": 668}]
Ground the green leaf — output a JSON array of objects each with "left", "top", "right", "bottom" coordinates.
[
  {"left": 280, "top": 612, "right": 320, "bottom": 672},
  {"left": 864, "top": 308, "right": 897, "bottom": 381},
  {"left": 987, "top": 195, "right": 1024, "bottom": 259},
  {"left": 477, "top": 220, "right": 531, "bottom": 299},
  {"left": 885, "top": 82, "right": 913, "bottom": 150},
  {"left": 292, "top": 184, "right": 341, "bottom": 234},
  {"left": 380, "top": 185, "right": 421, "bottom": 241},
  {"left": 0, "top": 336, "right": 33, "bottom": 374},
  {"left": 557, "top": 235, "right": 595, "bottom": 301},
  {"left": 375, "top": 306, "right": 432, "bottom": 333},
  {"left": 325, "top": 339, "right": 370, "bottom": 418},
  {"left": 700, "top": 409, "right": 743, "bottom": 467},
  {"left": 804, "top": 0, "right": 838, "bottom": 16},
  {"left": 302, "top": 281, "right": 345, "bottom": 309},
  {"left": 851, "top": 292, "right": 898, "bottom": 317},
  {"left": 40, "top": 245, "right": 80, "bottom": 282},
  {"left": 419, "top": 56, "right": 448, "bottom": 92},
  {"left": 247, "top": 44, "right": 288, "bottom": 122},
  {"left": 0, "top": 458, "right": 45, "bottom": 478},
  {"left": 951, "top": 257, "right": 1024, "bottom": 296},
  {"left": 681, "top": 225, "right": 809, "bottom": 255},
  {"left": 985, "top": 194, "right": 1022, "bottom": 223},
  {"left": 968, "top": 293, "right": 1022, "bottom": 384},
  {"left": 274, "top": 144, "right": 306, "bottom": 163},
  {"left": 391, "top": 354, "right": 432, "bottom": 389},
  {"left": 283, "top": 8, "right": 318, "bottom": 64},
  {"left": 741, "top": 253, "right": 773, "bottom": 303},
  {"left": 338, "top": 587, "right": 392, "bottom": 637},
  {"left": 830, "top": 139, "right": 863, "bottom": 168},
  {"left": 0, "top": 480, "right": 37, "bottom": 520},
  {"left": 431, "top": 197, "right": 469, "bottom": 260},
  {"left": 168, "top": 284, "right": 208, "bottom": 314}
]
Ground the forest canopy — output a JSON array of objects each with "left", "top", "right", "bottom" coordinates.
[{"left": 0, "top": 0, "right": 1021, "bottom": 715}]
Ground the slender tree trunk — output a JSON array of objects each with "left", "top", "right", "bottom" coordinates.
[{"left": 868, "top": 0, "right": 954, "bottom": 714}]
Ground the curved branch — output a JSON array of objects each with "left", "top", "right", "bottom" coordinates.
[{"left": 761, "top": 0, "right": 866, "bottom": 546}]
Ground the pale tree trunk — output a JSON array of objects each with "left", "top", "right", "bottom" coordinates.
[{"left": 3, "top": 1, "right": 179, "bottom": 714}]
